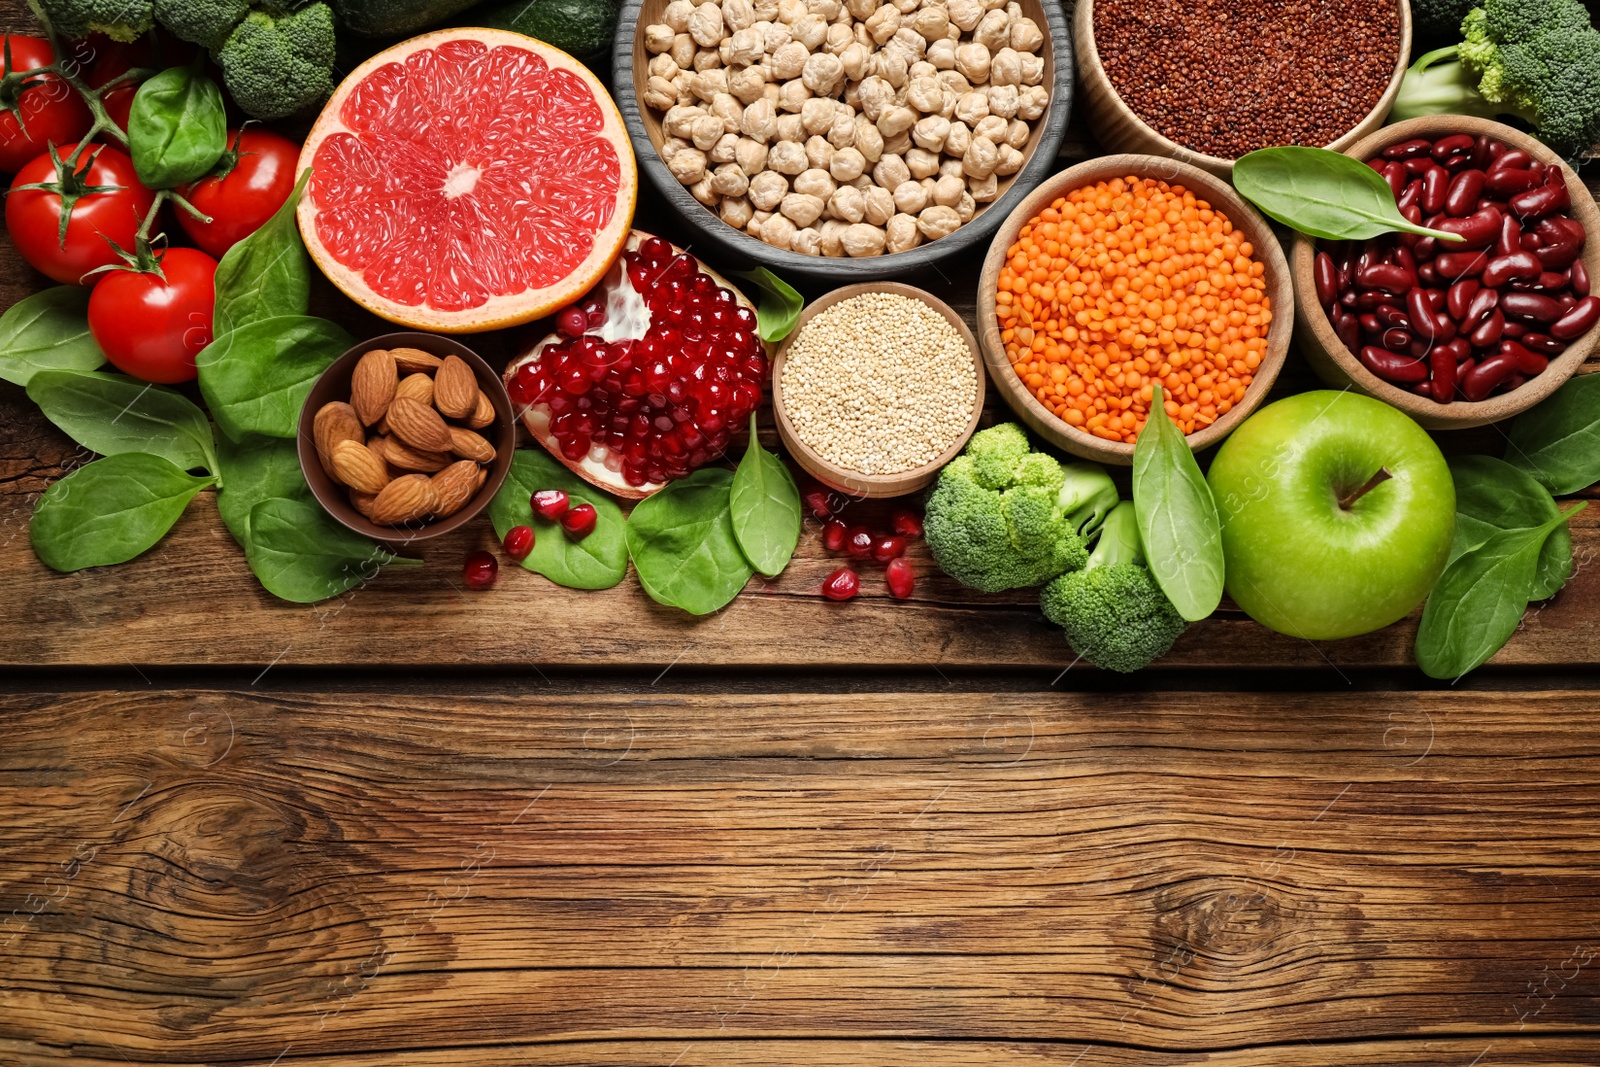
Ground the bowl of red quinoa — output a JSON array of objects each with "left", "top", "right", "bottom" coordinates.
[{"left": 1074, "top": 0, "right": 1412, "bottom": 178}]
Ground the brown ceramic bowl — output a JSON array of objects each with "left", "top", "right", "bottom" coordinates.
[
  {"left": 772, "top": 282, "right": 985, "bottom": 499},
  {"left": 1292, "top": 116, "right": 1600, "bottom": 431},
  {"left": 1073, "top": 0, "right": 1412, "bottom": 179},
  {"left": 297, "top": 332, "right": 515, "bottom": 544},
  {"left": 976, "top": 154, "right": 1293, "bottom": 466}
]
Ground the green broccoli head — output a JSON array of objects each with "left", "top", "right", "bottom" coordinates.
[
  {"left": 925, "top": 424, "right": 1111, "bottom": 593},
  {"left": 1039, "top": 501, "right": 1186, "bottom": 673},
  {"left": 154, "top": 0, "right": 250, "bottom": 49},
  {"left": 1458, "top": 0, "right": 1600, "bottom": 158},
  {"left": 30, "top": 0, "right": 154, "bottom": 41},
  {"left": 216, "top": 3, "right": 336, "bottom": 120}
]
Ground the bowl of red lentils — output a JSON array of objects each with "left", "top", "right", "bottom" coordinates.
[
  {"left": 1073, "top": 0, "right": 1411, "bottom": 179},
  {"left": 975, "top": 154, "right": 1293, "bottom": 465}
]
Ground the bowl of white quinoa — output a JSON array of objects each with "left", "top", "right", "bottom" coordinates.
[{"left": 772, "top": 282, "right": 985, "bottom": 498}]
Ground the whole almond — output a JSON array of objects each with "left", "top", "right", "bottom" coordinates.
[
  {"left": 395, "top": 372, "right": 435, "bottom": 406},
  {"left": 350, "top": 490, "right": 378, "bottom": 518},
  {"left": 474, "top": 467, "right": 487, "bottom": 490},
  {"left": 448, "top": 426, "right": 496, "bottom": 464},
  {"left": 330, "top": 440, "right": 391, "bottom": 494},
  {"left": 369, "top": 474, "right": 439, "bottom": 526},
  {"left": 351, "top": 348, "right": 397, "bottom": 426},
  {"left": 386, "top": 396, "right": 453, "bottom": 453},
  {"left": 377, "top": 433, "right": 454, "bottom": 473},
  {"left": 431, "top": 460, "right": 481, "bottom": 518},
  {"left": 433, "top": 354, "right": 479, "bottom": 420},
  {"left": 466, "top": 390, "right": 495, "bottom": 429},
  {"left": 314, "top": 401, "right": 364, "bottom": 472},
  {"left": 391, "top": 347, "right": 444, "bottom": 374}
]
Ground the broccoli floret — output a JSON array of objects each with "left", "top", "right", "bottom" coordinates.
[
  {"left": 1039, "top": 501, "right": 1187, "bottom": 674},
  {"left": 154, "top": 0, "right": 250, "bottom": 49},
  {"left": 215, "top": 3, "right": 335, "bottom": 120},
  {"left": 29, "top": 0, "right": 154, "bottom": 42},
  {"left": 924, "top": 423, "right": 1116, "bottom": 593}
]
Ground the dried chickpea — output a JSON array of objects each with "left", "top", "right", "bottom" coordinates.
[
  {"left": 830, "top": 145, "right": 866, "bottom": 181},
  {"left": 863, "top": 184, "right": 895, "bottom": 224},
  {"left": 829, "top": 184, "right": 867, "bottom": 222},
  {"left": 973, "top": 9, "right": 1008, "bottom": 50},
  {"left": 645, "top": 23, "right": 675, "bottom": 51},
  {"left": 644, "top": 76, "right": 677, "bottom": 110},
  {"left": 967, "top": 171, "right": 997, "bottom": 201},
  {"left": 841, "top": 222, "right": 887, "bottom": 256},
  {"left": 665, "top": 0, "right": 695, "bottom": 29},
  {"left": 776, "top": 111, "right": 805, "bottom": 141},
  {"left": 689, "top": 176, "right": 719, "bottom": 206},
  {"left": 721, "top": 195, "right": 754, "bottom": 228},
  {"left": 905, "top": 146, "right": 940, "bottom": 178},
  {"left": 760, "top": 212, "right": 799, "bottom": 248},
  {"left": 689, "top": 2, "right": 725, "bottom": 46},
  {"left": 819, "top": 218, "right": 849, "bottom": 255},
  {"left": 710, "top": 162, "right": 750, "bottom": 196},
  {"left": 709, "top": 131, "right": 740, "bottom": 162},
  {"left": 780, "top": 191, "right": 827, "bottom": 226},
  {"left": 794, "top": 166, "right": 836, "bottom": 198},
  {"left": 735, "top": 136, "right": 769, "bottom": 173},
  {"left": 791, "top": 226, "right": 824, "bottom": 255},
  {"left": 917, "top": 203, "right": 961, "bottom": 238},
  {"left": 892, "top": 178, "right": 928, "bottom": 214},
  {"left": 669, "top": 146, "right": 709, "bottom": 182},
  {"left": 749, "top": 169, "right": 789, "bottom": 209}
]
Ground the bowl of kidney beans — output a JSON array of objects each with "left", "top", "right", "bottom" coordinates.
[{"left": 1292, "top": 117, "right": 1600, "bottom": 429}]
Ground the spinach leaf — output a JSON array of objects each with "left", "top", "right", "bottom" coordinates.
[
  {"left": 30, "top": 453, "right": 214, "bottom": 572},
  {"left": 1415, "top": 505, "right": 1584, "bottom": 680},
  {"left": 214, "top": 434, "right": 312, "bottom": 548},
  {"left": 1505, "top": 373, "right": 1600, "bottom": 496},
  {"left": 488, "top": 449, "right": 629, "bottom": 589},
  {"left": 1447, "top": 454, "right": 1570, "bottom": 601},
  {"left": 0, "top": 286, "right": 105, "bottom": 386},
  {"left": 244, "top": 497, "right": 420, "bottom": 604},
  {"left": 198, "top": 315, "right": 353, "bottom": 442},
  {"left": 26, "top": 369, "right": 218, "bottom": 477},
  {"left": 1233, "top": 146, "right": 1462, "bottom": 242},
  {"left": 212, "top": 169, "right": 311, "bottom": 335},
  {"left": 127, "top": 61, "right": 227, "bottom": 189},
  {"left": 729, "top": 414, "right": 800, "bottom": 577},
  {"left": 727, "top": 265, "right": 803, "bottom": 342},
  {"left": 1133, "top": 385, "right": 1224, "bottom": 622},
  {"left": 626, "top": 467, "right": 753, "bottom": 614}
]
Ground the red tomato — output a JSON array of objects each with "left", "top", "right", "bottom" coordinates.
[
  {"left": 177, "top": 128, "right": 301, "bottom": 258},
  {"left": 88, "top": 248, "right": 217, "bottom": 383},
  {"left": 6, "top": 142, "right": 155, "bottom": 285},
  {"left": 0, "top": 36, "right": 93, "bottom": 173}
]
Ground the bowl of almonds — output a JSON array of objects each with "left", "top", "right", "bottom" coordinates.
[{"left": 297, "top": 332, "right": 516, "bottom": 543}]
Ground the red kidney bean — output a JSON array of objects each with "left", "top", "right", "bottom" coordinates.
[
  {"left": 1431, "top": 134, "right": 1474, "bottom": 161},
  {"left": 1520, "top": 332, "right": 1568, "bottom": 356},
  {"left": 1551, "top": 296, "right": 1600, "bottom": 340},
  {"left": 1382, "top": 327, "right": 1410, "bottom": 352},
  {"left": 1421, "top": 165, "right": 1449, "bottom": 214},
  {"left": 1462, "top": 348, "right": 1520, "bottom": 401},
  {"left": 1335, "top": 310, "right": 1363, "bottom": 354},
  {"left": 1444, "top": 169, "right": 1485, "bottom": 217},
  {"left": 1437, "top": 250, "right": 1490, "bottom": 278},
  {"left": 1529, "top": 160, "right": 1548, "bottom": 180},
  {"left": 1442, "top": 153, "right": 1473, "bottom": 173},
  {"left": 1457, "top": 356, "right": 1477, "bottom": 385},
  {"left": 1522, "top": 231, "right": 1543, "bottom": 254},
  {"left": 1402, "top": 203, "right": 1424, "bottom": 229},
  {"left": 1434, "top": 312, "right": 1457, "bottom": 343},
  {"left": 1361, "top": 345, "right": 1429, "bottom": 383},
  {"left": 1534, "top": 239, "right": 1581, "bottom": 272},
  {"left": 1359, "top": 312, "right": 1382, "bottom": 334},
  {"left": 1496, "top": 215, "right": 1521, "bottom": 257},
  {"left": 1374, "top": 303, "right": 1410, "bottom": 329},
  {"left": 1506, "top": 373, "right": 1529, "bottom": 391},
  {"left": 1403, "top": 156, "right": 1434, "bottom": 177},
  {"left": 1394, "top": 244, "right": 1417, "bottom": 274},
  {"left": 1357, "top": 263, "right": 1416, "bottom": 293},
  {"left": 1463, "top": 285, "right": 1499, "bottom": 327},
  {"left": 1487, "top": 139, "right": 1507, "bottom": 161},
  {"left": 1481, "top": 250, "right": 1542, "bottom": 288},
  {"left": 1433, "top": 208, "right": 1502, "bottom": 249},
  {"left": 1340, "top": 289, "right": 1359, "bottom": 309},
  {"left": 1381, "top": 161, "right": 1406, "bottom": 198},
  {"left": 1559, "top": 293, "right": 1578, "bottom": 312},
  {"left": 1415, "top": 233, "right": 1438, "bottom": 260},
  {"left": 1500, "top": 339, "right": 1548, "bottom": 376},
  {"left": 1407, "top": 288, "right": 1438, "bottom": 340},
  {"left": 1489, "top": 148, "right": 1532, "bottom": 174},
  {"left": 1314, "top": 252, "right": 1338, "bottom": 307},
  {"left": 1524, "top": 271, "right": 1571, "bottom": 292},
  {"left": 1469, "top": 309, "right": 1505, "bottom": 348},
  {"left": 1430, "top": 343, "right": 1457, "bottom": 402},
  {"left": 1385, "top": 138, "right": 1433, "bottom": 160},
  {"left": 1397, "top": 178, "right": 1422, "bottom": 214},
  {"left": 1354, "top": 289, "right": 1394, "bottom": 310},
  {"left": 1418, "top": 262, "right": 1442, "bottom": 287},
  {"left": 1486, "top": 168, "right": 1541, "bottom": 196},
  {"left": 1547, "top": 217, "right": 1586, "bottom": 245},
  {"left": 1447, "top": 278, "right": 1479, "bottom": 320},
  {"left": 1428, "top": 289, "right": 1447, "bottom": 312},
  {"left": 1511, "top": 180, "right": 1570, "bottom": 219},
  {"left": 1572, "top": 260, "right": 1590, "bottom": 298},
  {"left": 1366, "top": 157, "right": 1387, "bottom": 174},
  {"left": 1471, "top": 135, "right": 1493, "bottom": 169},
  {"left": 1442, "top": 336, "right": 1471, "bottom": 363},
  {"left": 1503, "top": 320, "right": 1527, "bottom": 339},
  {"left": 1502, "top": 291, "right": 1564, "bottom": 323}
]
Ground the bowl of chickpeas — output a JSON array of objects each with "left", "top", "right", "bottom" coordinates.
[
  {"left": 975, "top": 154, "right": 1293, "bottom": 465},
  {"left": 615, "top": 0, "right": 1074, "bottom": 280}
]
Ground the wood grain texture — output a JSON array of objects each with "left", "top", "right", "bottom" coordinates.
[{"left": 2, "top": 688, "right": 1597, "bottom": 1064}]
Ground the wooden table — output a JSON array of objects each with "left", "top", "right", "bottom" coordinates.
[{"left": 3, "top": 8, "right": 1600, "bottom": 1064}]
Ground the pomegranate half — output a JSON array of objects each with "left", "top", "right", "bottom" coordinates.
[{"left": 503, "top": 232, "right": 768, "bottom": 499}]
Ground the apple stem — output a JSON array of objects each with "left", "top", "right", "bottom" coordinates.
[{"left": 1339, "top": 468, "right": 1392, "bottom": 510}]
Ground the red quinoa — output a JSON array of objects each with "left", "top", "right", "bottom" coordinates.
[{"left": 1093, "top": 0, "right": 1401, "bottom": 159}]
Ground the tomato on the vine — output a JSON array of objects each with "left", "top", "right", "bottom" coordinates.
[
  {"left": 177, "top": 128, "right": 300, "bottom": 258},
  {"left": 0, "top": 36, "right": 93, "bottom": 173},
  {"left": 6, "top": 143, "right": 156, "bottom": 285},
  {"left": 88, "top": 247, "right": 217, "bottom": 384}
]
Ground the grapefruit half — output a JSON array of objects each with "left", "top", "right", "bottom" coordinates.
[{"left": 297, "top": 28, "right": 637, "bottom": 334}]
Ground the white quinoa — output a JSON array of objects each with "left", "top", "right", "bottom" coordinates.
[{"left": 780, "top": 292, "right": 978, "bottom": 476}]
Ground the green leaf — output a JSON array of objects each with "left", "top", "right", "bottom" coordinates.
[
  {"left": 729, "top": 413, "right": 800, "bottom": 577},
  {"left": 127, "top": 61, "right": 228, "bottom": 189},
  {"left": 26, "top": 370, "right": 217, "bottom": 476},
  {"left": 1133, "top": 385, "right": 1225, "bottom": 622},
  {"left": 1415, "top": 504, "right": 1584, "bottom": 680},
  {"left": 487, "top": 449, "right": 628, "bottom": 589},
  {"left": 1505, "top": 374, "right": 1600, "bottom": 496},
  {"left": 626, "top": 467, "right": 753, "bottom": 615},
  {"left": 214, "top": 434, "right": 313, "bottom": 548},
  {"left": 1446, "top": 455, "right": 1571, "bottom": 601},
  {"left": 0, "top": 286, "right": 106, "bottom": 386},
  {"left": 212, "top": 169, "right": 312, "bottom": 336},
  {"left": 30, "top": 453, "right": 214, "bottom": 572},
  {"left": 1233, "top": 146, "right": 1463, "bottom": 243},
  {"left": 244, "top": 497, "right": 420, "bottom": 604},
  {"left": 727, "top": 265, "right": 803, "bottom": 342},
  {"left": 197, "top": 315, "right": 353, "bottom": 442}
]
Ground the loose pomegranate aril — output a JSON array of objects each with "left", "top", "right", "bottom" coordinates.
[
  {"left": 557, "top": 306, "right": 587, "bottom": 338},
  {"left": 503, "top": 525, "right": 535, "bottom": 561},
  {"left": 885, "top": 558, "right": 914, "bottom": 599},
  {"left": 803, "top": 488, "right": 833, "bottom": 518},
  {"left": 463, "top": 550, "right": 498, "bottom": 590},
  {"left": 823, "top": 519, "right": 848, "bottom": 552},
  {"left": 532, "top": 489, "right": 570, "bottom": 521},
  {"left": 871, "top": 535, "right": 907, "bottom": 563},
  {"left": 562, "top": 501, "right": 598, "bottom": 539},
  {"left": 891, "top": 509, "right": 924, "bottom": 538},
  {"left": 845, "top": 526, "right": 874, "bottom": 560},
  {"left": 822, "top": 567, "right": 860, "bottom": 601}
]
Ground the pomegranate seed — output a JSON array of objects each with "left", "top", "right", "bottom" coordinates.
[
  {"left": 532, "top": 489, "right": 569, "bottom": 521},
  {"left": 845, "top": 526, "right": 874, "bottom": 560},
  {"left": 463, "top": 550, "right": 498, "bottom": 590},
  {"left": 803, "top": 488, "right": 832, "bottom": 518},
  {"left": 562, "top": 502, "right": 598, "bottom": 539},
  {"left": 557, "top": 306, "right": 588, "bottom": 338},
  {"left": 503, "top": 525, "right": 534, "bottom": 561},
  {"left": 871, "top": 535, "right": 907, "bottom": 563},
  {"left": 822, "top": 567, "right": 859, "bottom": 601},
  {"left": 891, "top": 509, "right": 924, "bottom": 538},
  {"left": 885, "top": 558, "right": 914, "bottom": 599},
  {"left": 822, "top": 519, "right": 848, "bottom": 552}
]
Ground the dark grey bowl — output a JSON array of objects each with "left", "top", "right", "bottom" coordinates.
[{"left": 612, "top": 0, "right": 1074, "bottom": 282}]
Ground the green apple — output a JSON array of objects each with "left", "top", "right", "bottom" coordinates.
[{"left": 1206, "top": 391, "right": 1454, "bottom": 640}]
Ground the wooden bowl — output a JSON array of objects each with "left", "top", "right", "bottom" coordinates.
[
  {"left": 771, "top": 282, "right": 985, "bottom": 498},
  {"left": 613, "top": 0, "right": 1073, "bottom": 282},
  {"left": 976, "top": 154, "right": 1293, "bottom": 466},
  {"left": 1292, "top": 116, "right": 1600, "bottom": 431},
  {"left": 298, "top": 332, "right": 516, "bottom": 545},
  {"left": 1073, "top": 0, "right": 1412, "bottom": 179}
]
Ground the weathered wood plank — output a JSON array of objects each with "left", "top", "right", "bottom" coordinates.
[{"left": 1, "top": 690, "right": 1597, "bottom": 1063}]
